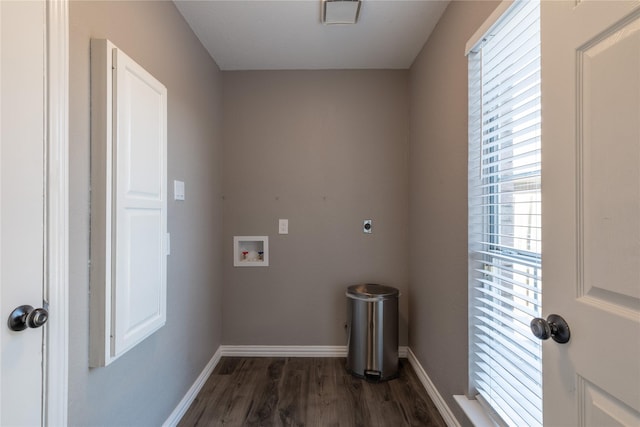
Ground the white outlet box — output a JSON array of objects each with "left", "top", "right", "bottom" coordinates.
[{"left": 233, "top": 236, "right": 269, "bottom": 267}]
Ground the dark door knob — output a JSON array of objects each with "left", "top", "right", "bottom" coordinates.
[
  {"left": 8, "top": 305, "right": 49, "bottom": 331},
  {"left": 530, "top": 314, "right": 570, "bottom": 344}
]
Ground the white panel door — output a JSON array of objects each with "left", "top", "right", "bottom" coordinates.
[
  {"left": 0, "top": 0, "right": 46, "bottom": 424},
  {"left": 542, "top": 1, "right": 640, "bottom": 425},
  {"left": 113, "top": 47, "right": 167, "bottom": 358}
]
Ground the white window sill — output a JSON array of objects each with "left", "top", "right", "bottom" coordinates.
[{"left": 453, "top": 395, "right": 497, "bottom": 427}]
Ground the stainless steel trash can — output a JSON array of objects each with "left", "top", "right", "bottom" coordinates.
[{"left": 346, "top": 283, "right": 399, "bottom": 381}]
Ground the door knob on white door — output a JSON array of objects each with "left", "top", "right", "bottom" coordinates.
[
  {"left": 530, "top": 314, "right": 570, "bottom": 344},
  {"left": 7, "top": 305, "right": 49, "bottom": 331}
]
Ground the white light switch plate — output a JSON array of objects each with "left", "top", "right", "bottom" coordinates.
[
  {"left": 279, "top": 219, "right": 288, "bottom": 234},
  {"left": 174, "top": 180, "right": 185, "bottom": 201}
]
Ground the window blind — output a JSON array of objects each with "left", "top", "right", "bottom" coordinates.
[{"left": 468, "top": 1, "right": 542, "bottom": 426}]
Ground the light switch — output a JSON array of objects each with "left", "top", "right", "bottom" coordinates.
[
  {"left": 174, "top": 180, "right": 185, "bottom": 201},
  {"left": 279, "top": 219, "right": 289, "bottom": 234}
]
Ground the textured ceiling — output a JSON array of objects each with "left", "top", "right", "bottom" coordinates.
[{"left": 174, "top": 0, "right": 450, "bottom": 70}]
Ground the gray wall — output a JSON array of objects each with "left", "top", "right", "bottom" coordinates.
[
  {"left": 221, "top": 71, "right": 409, "bottom": 346},
  {"left": 407, "top": 1, "right": 499, "bottom": 425},
  {"left": 69, "top": 1, "right": 223, "bottom": 425}
]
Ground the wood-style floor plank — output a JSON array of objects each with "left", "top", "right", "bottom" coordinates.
[
  {"left": 178, "top": 357, "right": 447, "bottom": 427},
  {"left": 276, "top": 357, "right": 307, "bottom": 426}
]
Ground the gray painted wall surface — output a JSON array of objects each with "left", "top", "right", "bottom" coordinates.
[
  {"left": 221, "top": 71, "right": 409, "bottom": 346},
  {"left": 69, "top": 1, "right": 223, "bottom": 425},
  {"left": 407, "top": 2, "right": 500, "bottom": 426}
]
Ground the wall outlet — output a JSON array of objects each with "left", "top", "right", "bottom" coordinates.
[
  {"left": 363, "top": 219, "right": 372, "bottom": 233},
  {"left": 279, "top": 219, "right": 288, "bottom": 234},
  {"left": 174, "top": 180, "right": 185, "bottom": 201}
]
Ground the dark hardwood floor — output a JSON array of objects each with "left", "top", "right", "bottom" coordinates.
[{"left": 178, "top": 357, "right": 447, "bottom": 427}]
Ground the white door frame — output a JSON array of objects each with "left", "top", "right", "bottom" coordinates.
[{"left": 44, "top": 0, "right": 69, "bottom": 425}]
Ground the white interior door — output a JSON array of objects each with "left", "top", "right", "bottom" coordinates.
[
  {"left": 0, "top": 0, "right": 46, "bottom": 425},
  {"left": 542, "top": 1, "right": 640, "bottom": 425}
]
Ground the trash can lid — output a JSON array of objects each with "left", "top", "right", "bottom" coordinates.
[{"left": 346, "top": 284, "right": 399, "bottom": 300}]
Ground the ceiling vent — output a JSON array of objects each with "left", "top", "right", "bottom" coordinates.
[{"left": 321, "top": 0, "right": 361, "bottom": 25}]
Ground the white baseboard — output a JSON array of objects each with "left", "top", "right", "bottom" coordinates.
[
  {"left": 407, "top": 348, "right": 460, "bottom": 427},
  {"left": 162, "top": 347, "right": 222, "bottom": 427},
  {"left": 220, "top": 345, "right": 347, "bottom": 357},
  {"left": 220, "top": 345, "right": 409, "bottom": 358}
]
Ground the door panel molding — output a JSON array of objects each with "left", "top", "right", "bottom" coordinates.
[
  {"left": 577, "top": 376, "right": 640, "bottom": 426},
  {"left": 576, "top": 9, "right": 640, "bottom": 320}
]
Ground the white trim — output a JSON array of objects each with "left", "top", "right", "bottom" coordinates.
[
  {"left": 464, "top": 0, "right": 514, "bottom": 55},
  {"left": 221, "top": 345, "right": 346, "bottom": 357},
  {"left": 44, "top": 0, "right": 69, "bottom": 425},
  {"left": 220, "top": 345, "right": 408, "bottom": 358},
  {"left": 407, "top": 348, "right": 460, "bottom": 427},
  {"left": 162, "top": 347, "right": 223, "bottom": 427},
  {"left": 453, "top": 395, "right": 499, "bottom": 427}
]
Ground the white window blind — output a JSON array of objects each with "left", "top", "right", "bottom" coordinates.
[{"left": 468, "top": 1, "right": 542, "bottom": 426}]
